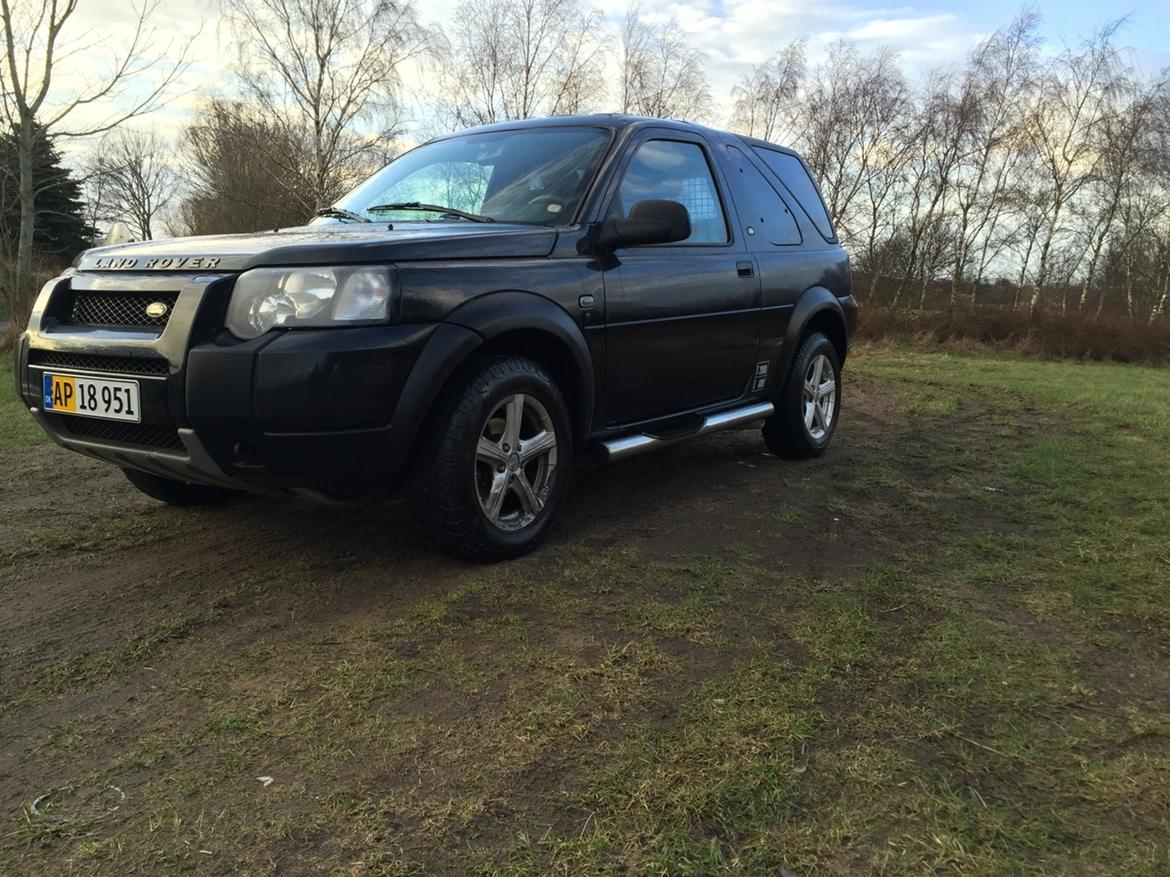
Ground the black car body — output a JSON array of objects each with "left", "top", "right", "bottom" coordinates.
[{"left": 15, "top": 115, "right": 856, "bottom": 559}]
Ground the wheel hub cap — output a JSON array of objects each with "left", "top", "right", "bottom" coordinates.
[
  {"left": 802, "top": 353, "right": 837, "bottom": 441},
  {"left": 475, "top": 393, "right": 558, "bottom": 531}
]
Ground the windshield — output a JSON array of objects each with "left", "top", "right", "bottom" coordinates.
[{"left": 321, "top": 127, "right": 612, "bottom": 226}]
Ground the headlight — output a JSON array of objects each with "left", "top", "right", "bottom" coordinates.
[{"left": 225, "top": 266, "right": 396, "bottom": 340}]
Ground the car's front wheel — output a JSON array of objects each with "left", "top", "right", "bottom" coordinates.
[
  {"left": 762, "top": 331, "right": 841, "bottom": 459},
  {"left": 411, "top": 356, "right": 573, "bottom": 562},
  {"left": 122, "top": 468, "right": 242, "bottom": 506}
]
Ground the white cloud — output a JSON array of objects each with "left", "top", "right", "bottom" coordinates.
[
  {"left": 594, "top": 0, "right": 983, "bottom": 116},
  {"left": 845, "top": 12, "right": 958, "bottom": 41},
  {"left": 36, "top": 0, "right": 1162, "bottom": 164}
]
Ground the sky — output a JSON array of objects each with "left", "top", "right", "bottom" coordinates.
[{"left": 47, "top": 0, "right": 1170, "bottom": 156}]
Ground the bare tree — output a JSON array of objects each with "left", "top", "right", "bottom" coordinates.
[
  {"left": 619, "top": 3, "right": 710, "bottom": 121},
  {"left": 854, "top": 137, "right": 914, "bottom": 301},
  {"left": 948, "top": 13, "right": 1040, "bottom": 303},
  {"left": 795, "top": 43, "right": 910, "bottom": 249},
  {"left": 86, "top": 130, "right": 179, "bottom": 240},
  {"left": 728, "top": 40, "right": 805, "bottom": 142},
  {"left": 439, "top": 0, "right": 606, "bottom": 126},
  {"left": 911, "top": 75, "right": 986, "bottom": 306},
  {"left": 80, "top": 155, "right": 113, "bottom": 240},
  {"left": 1075, "top": 77, "right": 1165, "bottom": 311},
  {"left": 1152, "top": 96, "right": 1170, "bottom": 322},
  {"left": 176, "top": 99, "right": 318, "bottom": 236},
  {"left": 224, "top": 0, "right": 429, "bottom": 212},
  {"left": 1024, "top": 23, "right": 1125, "bottom": 311},
  {"left": 1153, "top": 223, "right": 1170, "bottom": 321},
  {"left": 0, "top": 0, "right": 191, "bottom": 319},
  {"left": 712, "top": 15, "right": 1166, "bottom": 320}
]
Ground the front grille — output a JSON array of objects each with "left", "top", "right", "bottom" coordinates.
[
  {"left": 29, "top": 350, "right": 170, "bottom": 377},
  {"left": 57, "top": 416, "right": 185, "bottom": 452},
  {"left": 63, "top": 291, "right": 179, "bottom": 330}
]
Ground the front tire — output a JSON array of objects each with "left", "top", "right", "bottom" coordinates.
[
  {"left": 410, "top": 356, "right": 573, "bottom": 562},
  {"left": 762, "top": 331, "right": 841, "bottom": 459},
  {"left": 122, "top": 468, "right": 242, "bottom": 507}
]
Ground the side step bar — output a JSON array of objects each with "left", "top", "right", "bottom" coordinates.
[{"left": 599, "top": 401, "right": 774, "bottom": 462}]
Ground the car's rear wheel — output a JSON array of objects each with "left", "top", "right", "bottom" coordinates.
[
  {"left": 122, "top": 468, "right": 242, "bottom": 506},
  {"left": 411, "top": 356, "right": 572, "bottom": 561},
  {"left": 762, "top": 331, "right": 841, "bottom": 459}
]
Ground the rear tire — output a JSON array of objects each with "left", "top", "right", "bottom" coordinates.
[
  {"left": 410, "top": 356, "right": 573, "bottom": 562},
  {"left": 122, "top": 468, "right": 242, "bottom": 507},
  {"left": 763, "top": 331, "right": 841, "bottom": 459}
]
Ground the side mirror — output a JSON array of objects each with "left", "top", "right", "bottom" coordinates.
[{"left": 601, "top": 199, "right": 691, "bottom": 249}]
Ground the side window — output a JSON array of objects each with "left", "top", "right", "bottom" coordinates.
[
  {"left": 725, "top": 146, "right": 801, "bottom": 246},
  {"left": 752, "top": 147, "right": 835, "bottom": 241},
  {"left": 612, "top": 140, "right": 728, "bottom": 245}
]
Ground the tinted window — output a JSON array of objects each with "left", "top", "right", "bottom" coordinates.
[
  {"left": 613, "top": 140, "right": 728, "bottom": 244},
  {"left": 725, "top": 146, "right": 800, "bottom": 246},
  {"left": 753, "top": 147, "right": 835, "bottom": 240}
]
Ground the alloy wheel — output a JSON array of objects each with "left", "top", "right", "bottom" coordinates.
[
  {"left": 474, "top": 393, "right": 558, "bottom": 531},
  {"left": 802, "top": 353, "right": 837, "bottom": 441}
]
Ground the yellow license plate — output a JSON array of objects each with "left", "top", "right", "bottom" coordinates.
[{"left": 42, "top": 373, "right": 141, "bottom": 423}]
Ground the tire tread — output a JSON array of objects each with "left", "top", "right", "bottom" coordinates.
[
  {"left": 410, "top": 356, "right": 570, "bottom": 562},
  {"left": 122, "top": 468, "right": 241, "bottom": 506},
  {"left": 763, "top": 331, "right": 840, "bottom": 459}
]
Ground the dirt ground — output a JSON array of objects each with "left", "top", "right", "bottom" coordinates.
[
  {"left": 1, "top": 349, "right": 1168, "bottom": 875},
  {"left": 1, "top": 386, "right": 907, "bottom": 754}
]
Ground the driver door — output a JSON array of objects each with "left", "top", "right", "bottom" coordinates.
[{"left": 601, "top": 132, "right": 761, "bottom": 425}]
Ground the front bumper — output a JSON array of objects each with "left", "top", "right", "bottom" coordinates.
[{"left": 16, "top": 271, "right": 456, "bottom": 493}]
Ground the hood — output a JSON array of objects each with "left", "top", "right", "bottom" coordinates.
[{"left": 76, "top": 222, "right": 560, "bottom": 273}]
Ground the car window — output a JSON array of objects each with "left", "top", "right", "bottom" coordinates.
[
  {"left": 725, "top": 146, "right": 801, "bottom": 246},
  {"left": 752, "top": 147, "right": 835, "bottom": 241},
  {"left": 329, "top": 127, "right": 611, "bottom": 225},
  {"left": 612, "top": 140, "right": 728, "bottom": 245},
  {"left": 381, "top": 161, "right": 492, "bottom": 216}
]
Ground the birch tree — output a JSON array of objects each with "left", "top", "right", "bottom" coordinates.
[
  {"left": 1025, "top": 23, "right": 1124, "bottom": 311},
  {"left": 618, "top": 3, "right": 710, "bottom": 121},
  {"left": 728, "top": 41, "right": 805, "bottom": 143},
  {"left": 225, "top": 0, "right": 429, "bottom": 212},
  {"left": 949, "top": 13, "right": 1039, "bottom": 302},
  {"left": 439, "top": 0, "right": 606, "bottom": 126}
]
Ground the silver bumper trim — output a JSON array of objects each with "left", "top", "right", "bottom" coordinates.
[{"left": 30, "top": 407, "right": 245, "bottom": 489}]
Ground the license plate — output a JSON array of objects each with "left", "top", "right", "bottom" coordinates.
[{"left": 42, "top": 373, "right": 141, "bottom": 423}]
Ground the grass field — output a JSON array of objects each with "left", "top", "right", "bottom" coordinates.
[{"left": 1, "top": 346, "right": 1168, "bottom": 875}]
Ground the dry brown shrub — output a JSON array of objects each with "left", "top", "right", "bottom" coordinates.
[{"left": 858, "top": 306, "right": 1170, "bottom": 364}]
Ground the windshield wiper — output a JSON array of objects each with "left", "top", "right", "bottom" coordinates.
[
  {"left": 366, "top": 201, "right": 495, "bottom": 223},
  {"left": 314, "top": 206, "right": 370, "bottom": 223}
]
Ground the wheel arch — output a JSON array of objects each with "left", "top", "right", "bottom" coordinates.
[
  {"left": 774, "top": 287, "right": 849, "bottom": 393},
  {"left": 389, "top": 292, "right": 595, "bottom": 477},
  {"left": 446, "top": 291, "right": 595, "bottom": 445}
]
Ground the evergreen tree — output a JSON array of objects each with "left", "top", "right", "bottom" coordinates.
[{"left": 0, "top": 122, "right": 96, "bottom": 268}]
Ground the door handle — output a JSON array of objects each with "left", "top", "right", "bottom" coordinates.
[{"left": 736, "top": 261, "right": 755, "bottom": 278}]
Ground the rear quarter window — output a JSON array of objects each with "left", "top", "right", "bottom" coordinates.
[
  {"left": 752, "top": 147, "right": 836, "bottom": 241},
  {"left": 725, "top": 146, "right": 801, "bottom": 246}
]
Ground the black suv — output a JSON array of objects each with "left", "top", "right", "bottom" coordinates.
[{"left": 15, "top": 115, "right": 856, "bottom": 561}]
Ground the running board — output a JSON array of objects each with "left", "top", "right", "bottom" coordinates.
[{"left": 599, "top": 401, "right": 774, "bottom": 462}]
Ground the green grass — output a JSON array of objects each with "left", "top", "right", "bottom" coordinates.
[
  {"left": 1, "top": 347, "right": 1169, "bottom": 874},
  {"left": 859, "top": 348, "right": 1170, "bottom": 438},
  {"left": 0, "top": 352, "right": 45, "bottom": 453}
]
